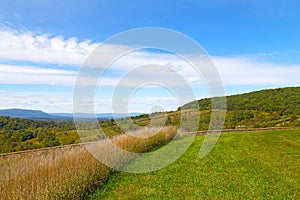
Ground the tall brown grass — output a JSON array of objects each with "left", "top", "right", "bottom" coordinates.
[{"left": 0, "top": 126, "right": 177, "bottom": 199}]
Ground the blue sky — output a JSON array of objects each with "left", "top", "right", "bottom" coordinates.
[{"left": 0, "top": 0, "right": 300, "bottom": 113}]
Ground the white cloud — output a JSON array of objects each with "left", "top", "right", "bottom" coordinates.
[
  {"left": 0, "top": 28, "right": 99, "bottom": 65},
  {"left": 92, "top": 52, "right": 300, "bottom": 88},
  {"left": 84, "top": 50, "right": 300, "bottom": 87},
  {"left": 1, "top": 28, "right": 299, "bottom": 88},
  {"left": 1, "top": 54, "right": 300, "bottom": 88},
  {"left": 213, "top": 56, "right": 300, "bottom": 86},
  {"left": 0, "top": 64, "right": 74, "bottom": 75},
  {"left": 0, "top": 64, "right": 76, "bottom": 86}
]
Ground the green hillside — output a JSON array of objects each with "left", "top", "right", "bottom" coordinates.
[
  {"left": 182, "top": 86, "right": 300, "bottom": 113},
  {"left": 131, "top": 86, "right": 300, "bottom": 130}
]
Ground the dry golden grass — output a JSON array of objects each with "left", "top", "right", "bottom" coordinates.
[{"left": 0, "top": 126, "right": 177, "bottom": 200}]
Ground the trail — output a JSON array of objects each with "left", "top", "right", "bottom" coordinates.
[{"left": 1, "top": 126, "right": 299, "bottom": 157}]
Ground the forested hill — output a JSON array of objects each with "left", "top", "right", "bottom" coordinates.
[
  {"left": 0, "top": 117, "right": 77, "bottom": 153},
  {"left": 131, "top": 86, "right": 300, "bottom": 130},
  {"left": 170, "top": 86, "right": 300, "bottom": 130},
  {"left": 180, "top": 87, "right": 300, "bottom": 115}
]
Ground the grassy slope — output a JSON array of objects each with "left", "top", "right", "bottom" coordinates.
[{"left": 90, "top": 129, "right": 300, "bottom": 199}]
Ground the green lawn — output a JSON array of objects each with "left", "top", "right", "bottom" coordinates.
[{"left": 90, "top": 129, "right": 300, "bottom": 199}]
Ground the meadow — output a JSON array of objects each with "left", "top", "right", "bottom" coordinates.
[
  {"left": 90, "top": 129, "right": 300, "bottom": 199},
  {"left": 0, "top": 126, "right": 177, "bottom": 200}
]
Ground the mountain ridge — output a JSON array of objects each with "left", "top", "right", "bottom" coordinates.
[
  {"left": 0, "top": 109, "right": 142, "bottom": 121},
  {"left": 0, "top": 109, "right": 52, "bottom": 119}
]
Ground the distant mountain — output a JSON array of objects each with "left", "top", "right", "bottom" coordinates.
[
  {"left": 0, "top": 109, "right": 52, "bottom": 119},
  {"left": 0, "top": 109, "right": 143, "bottom": 121}
]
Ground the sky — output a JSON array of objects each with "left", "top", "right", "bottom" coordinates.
[{"left": 0, "top": 0, "right": 299, "bottom": 113}]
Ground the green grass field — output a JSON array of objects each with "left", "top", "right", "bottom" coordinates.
[{"left": 90, "top": 129, "right": 300, "bottom": 199}]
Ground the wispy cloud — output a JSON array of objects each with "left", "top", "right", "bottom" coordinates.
[
  {"left": 82, "top": 49, "right": 300, "bottom": 87},
  {"left": 0, "top": 54, "right": 300, "bottom": 87},
  {"left": 213, "top": 56, "right": 300, "bottom": 86},
  {"left": 0, "top": 27, "right": 299, "bottom": 88},
  {"left": 0, "top": 64, "right": 76, "bottom": 86}
]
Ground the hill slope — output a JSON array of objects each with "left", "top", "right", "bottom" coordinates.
[
  {"left": 131, "top": 87, "right": 300, "bottom": 130},
  {"left": 181, "top": 86, "right": 300, "bottom": 114}
]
